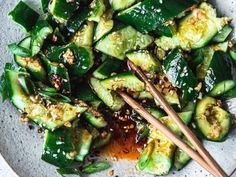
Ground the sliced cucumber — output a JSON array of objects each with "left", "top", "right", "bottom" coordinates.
[
  {"left": 195, "top": 96, "right": 231, "bottom": 141},
  {"left": 138, "top": 75, "right": 181, "bottom": 107},
  {"left": 88, "top": 0, "right": 106, "bottom": 22},
  {"left": 75, "top": 83, "right": 100, "bottom": 103},
  {"left": 72, "top": 21, "right": 94, "bottom": 47},
  {"left": 94, "top": 10, "right": 114, "bottom": 42},
  {"left": 101, "top": 72, "right": 145, "bottom": 92},
  {"left": 14, "top": 37, "right": 46, "bottom": 81},
  {"left": 126, "top": 50, "right": 161, "bottom": 73},
  {"left": 49, "top": 0, "right": 79, "bottom": 23},
  {"left": 155, "top": 2, "right": 230, "bottom": 51},
  {"left": 136, "top": 138, "right": 175, "bottom": 175},
  {"left": 93, "top": 58, "right": 122, "bottom": 79},
  {"left": 204, "top": 52, "right": 235, "bottom": 96},
  {"left": 75, "top": 128, "right": 93, "bottom": 161},
  {"left": 109, "top": 0, "right": 137, "bottom": 11},
  {"left": 196, "top": 42, "right": 229, "bottom": 80},
  {"left": 31, "top": 20, "right": 53, "bottom": 56},
  {"left": 83, "top": 108, "right": 107, "bottom": 128},
  {"left": 220, "top": 86, "right": 236, "bottom": 100},
  {"left": 158, "top": 111, "right": 193, "bottom": 136},
  {"left": 66, "top": 8, "right": 90, "bottom": 33},
  {"left": 174, "top": 137, "right": 193, "bottom": 170},
  {"left": 136, "top": 110, "right": 193, "bottom": 175},
  {"left": 42, "top": 55, "right": 71, "bottom": 94},
  {"left": 163, "top": 49, "right": 198, "bottom": 101},
  {"left": 5, "top": 69, "right": 87, "bottom": 131},
  {"left": 8, "top": 1, "right": 40, "bottom": 32},
  {"left": 47, "top": 43, "right": 94, "bottom": 77},
  {"left": 93, "top": 132, "right": 112, "bottom": 149},
  {"left": 42, "top": 128, "right": 75, "bottom": 168},
  {"left": 95, "top": 26, "right": 154, "bottom": 60},
  {"left": 90, "top": 77, "right": 125, "bottom": 111},
  {"left": 117, "top": 0, "right": 196, "bottom": 34},
  {"left": 212, "top": 25, "right": 233, "bottom": 43}
]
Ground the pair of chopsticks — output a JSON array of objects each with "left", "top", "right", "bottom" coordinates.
[{"left": 118, "top": 60, "right": 228, "bottom": 177}]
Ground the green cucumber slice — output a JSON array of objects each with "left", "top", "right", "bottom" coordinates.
[
  {"left": 90, "top": 77, "right": 125, "bottom": 111},
  {"left": 126, "top": 50, "right": 161, "bottom": 73},
  {"left": 195, "top": 96, "right": 231, "bottom": 142},
  {"left": 95, "top": 26, "right": 154, "bottom": 60},
  {"left": 155, "top": 3, "right": 230, "bottom": 51},
  {"left": 101, "top": 72, "right": 145, "bottom": 92},
  {"left": 8, "top": 1, "right": 39, "bottom": 32}
]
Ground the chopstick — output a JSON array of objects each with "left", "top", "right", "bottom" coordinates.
[
  {"left": 119, "top": 91, "right": 218, "bottom": 176},
  {"left": 126, "top": 60, "right": 228, "bottom": 177}
]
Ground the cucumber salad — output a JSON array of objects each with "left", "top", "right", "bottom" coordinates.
[{"left": 1, "top": 0, "right": 236, "bottom": 176}]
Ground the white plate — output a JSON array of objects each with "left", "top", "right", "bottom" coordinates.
[{"left": 0, "top": 0, "right": 236, "bottom": 177}]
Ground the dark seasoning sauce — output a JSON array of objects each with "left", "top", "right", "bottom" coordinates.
[{"left": 99, "top": 106, "right": 146, "bottom": 160}]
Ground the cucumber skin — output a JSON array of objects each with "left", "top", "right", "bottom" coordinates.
[
  {"left": 116, "top": 0, "right": 196, "bottom": 33},
  {"left": 163, "top": 49, "right": 198, "bottom": 102},
  {"left": 204, "top": 52, "right": 235, "bottom": 95},
  {"left": 194, "top": 96, "right": 232, "bottom": 142}
]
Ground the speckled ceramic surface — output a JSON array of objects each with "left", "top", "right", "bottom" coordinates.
[{"left": 0, "top": 1, "right": 236, "bottom": 177}]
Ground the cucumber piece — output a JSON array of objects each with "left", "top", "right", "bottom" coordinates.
[
  {"left": 138, "top": 75, "right": 181, "bottom": 107},
  {"left": 66, "top": 8, "right": 90, "bottom": 33},
  {"left": 95, "top": 26, "right": 154, "bottom": 60},
  {"left": 204, "top": 52, "right": 235, "bottom": 96},
  {"left": 41, "top": 55, "right": 71, "bottom": 94},
  {"left": 136, "top": 110, "right": 193, "bottom": 175},
  {"left": 42, "top": 128, "right": 75, "bottom": 168},
  {"left": 148, "top": 108, "right": 165, "bottom": 119},
  {"left": 88, "top": 0, "right": 106, "bottom": 22},
  {"left": 174, "top": 137, "right": 193, "bottom": 170},
  {"left": 126, "top": 50, "right": 161, "bottom": 73},
  {"left": 8, "top": 1, "right": 40, "bottom": 32},
  {"left": 75, "top": 128, "right": 93, "bottom": 161},
  {"left": 153, "top": 22, "right": 177, "bottom": 38},
  {"left": 41, "top": 0, "right": 50, "bottom": 13},
  {"left": 163, "top": 49, "right": 198, "bottom": 101},
  {"left": 136, "top": 123, "right": 149, "bottom": 143},
  {"left": 82, "top": 161, "right": 111, "bottom": 174},
  {"left": 75, "top": 84, "right": 100, "bottom": 103},
  {"left": 8, "top": 43, "right": 31, "bottom": 58},
  {"left": 31, "top": 20, "right": 53, "bottom": 56},
  {"left": 109, "top": 0, "right": 138, "bottom": 11},
  {"left": 158, "top": 111, "right": 193, "bottom": 137},
  {"left": 101, "top": 72, "right": 145, "bottom": 92},
  {"left": 49, "top": 0, "right": 79, "bottom": 23},
  {"left": 72, "top": 21, "right": 94, "bottom": 47},
  {"left": 229, "top": 49, "right": 236, "bottom": 62},
  {"left": 195, "top": 96, "right": 231, "bottom": 141},
  {"left": 196, "top": 42, "right": 229, "bottom": 80},
  {"left": 220, "top": 86, "right": 236, "bottom": 100},
  {"left": 117, "top": 0, "right": 196, "bottom": 34},
  {"left": 90, "top": 77, "right": 125, "bottom": 111},
  {"left": 51, "top": 28, "right": 66, "bottom": 45},
  {"left": 212, "top": 25, "right": 233, "bottom": 43},
  {"left": 83, "top": 108, "right": 107, "bottom": 128},
  {"left": 14, "top": 37, "right": 46, "bottom": 81},
  {"left": 93, "top": 58, "right": 122, "bottom": 79},
  {"left": 5, "top": 69, "right": 87, "bottom": 131},
  {"left": 47, "top": 43, "right": 94, "bottom": 77},
  {"left": 155, "top": 3, "right": 230, "bottom": 51},
  {"left": 18, "top": 74, "right": 36, "bottom": 95},
  {"left": 137, "top": 131, "right": 175, "bottom": 175},
  {"left": 93, "top": 132, "right": 112, "bottom": 149},
  {"left": 94, "top": 10, "right": 114, "bottom": 42}
]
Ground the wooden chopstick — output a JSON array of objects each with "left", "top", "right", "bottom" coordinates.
[
  {"left": 119, "top": 91, "right": 218, "bottom": 177},
  {"left": 127, "top": 60, "right": 228, "bottom": 177}
]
